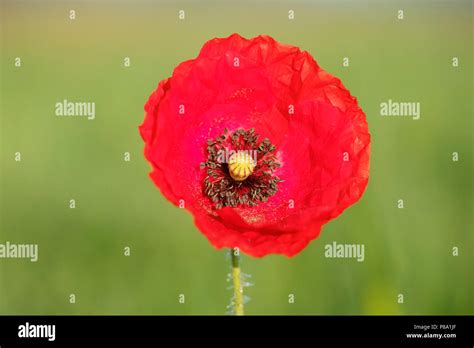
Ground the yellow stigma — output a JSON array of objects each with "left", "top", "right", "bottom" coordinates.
[{"left": 228, "top": 151, "right": 256, "bottom": 181}]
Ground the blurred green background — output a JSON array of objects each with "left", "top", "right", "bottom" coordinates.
[{"left": 0, "top": 0, "right": 472, "bottom": 315}]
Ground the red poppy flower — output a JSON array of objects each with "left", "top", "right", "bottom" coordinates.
[{"left": 140, "top": 33, "right": 370, "bottom": 258}]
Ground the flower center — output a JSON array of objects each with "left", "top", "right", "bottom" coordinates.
[
  {"left": 228, "top": 151, "right": 256, "bottom": 181},
  {"left": 200, "top": 128, "right": 281, "bottom": 209}
]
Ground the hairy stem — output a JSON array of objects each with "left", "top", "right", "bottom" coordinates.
[{"left": 230, "top": 248, "right": 244, "bottom": 315}]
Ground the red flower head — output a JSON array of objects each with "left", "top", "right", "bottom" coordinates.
[{"left": 140, "top": 34, "right": 370, "bottom": 257}]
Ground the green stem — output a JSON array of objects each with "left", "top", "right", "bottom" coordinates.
[{"left": 230, "top": 248, "right": 244, "bottom": 315}]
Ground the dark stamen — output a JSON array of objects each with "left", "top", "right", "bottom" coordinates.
[{"left": 200, "top": 128, "right": 282, "bottom": 209}]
